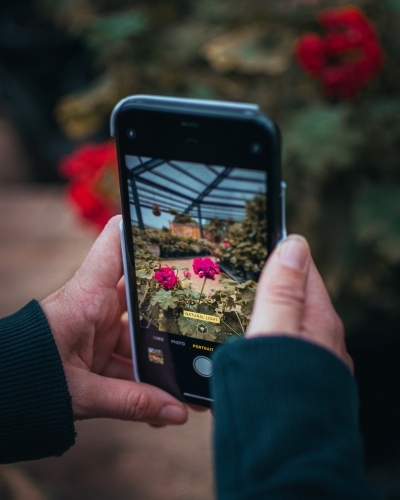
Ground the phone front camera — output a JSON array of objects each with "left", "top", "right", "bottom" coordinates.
[
  {"left": 250, "top": 142, "right": 262, "bottom": 154},
  {"left": 127, "top": 129, "right": 137, "bottom": 139}
]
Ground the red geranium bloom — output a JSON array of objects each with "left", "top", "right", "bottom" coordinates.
[
  {"left": 154, "top": 267, "right": 178, "bottom": 290},
  {"left": 59, "top": 141, "right": 120, "bottom": 230},
  {"left": 294, "top": 6, "right": 385, "bottom": 99},
  {"left": 192, "top": 257, "right": 220, "bottom": 280}
]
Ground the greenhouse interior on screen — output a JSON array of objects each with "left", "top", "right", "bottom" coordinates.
[{"left": 126, "top": 155, "right": 267, "bottom": 342}]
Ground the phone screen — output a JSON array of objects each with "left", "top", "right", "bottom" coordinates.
[{"left": 124, "top": 154, "right": 268, "bottom": 404}]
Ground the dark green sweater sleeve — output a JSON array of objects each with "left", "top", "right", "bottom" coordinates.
[
  {"left": 211, "top": 337, "right": 382, "bottom": 500},
  {"left": 0, "top": 301, "right": 76, "bottom": 463}
]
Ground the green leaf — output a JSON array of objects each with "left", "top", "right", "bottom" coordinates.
[
  {"left": 219, "top": 278, "right": 238, "bottom": 293},
  {"left": 354, "top": 184, "right": 400, "bottom": 262},
  {"left": 240, "top": 301, "right": 254, "bottom": 317},
  {"left": 223, "top": 296, "right": 238, "bottom": 312},
  {"left": 136, "top": 269, "right": 154, "bottom": 280},
  {"left": 147, "top": 303, "right": 160, "bottom": 324},
  {"left": 177, "top": 315, "right": 199, "bottom": 337},
  {"left": 220, "top": 311, "right": 245, "bottom": 338},
  {"left": 236, "top": 280, "right": 257, "bottom": 301},
  {"left": 159, "top": 309, "right": 180, "bottom": 334},
  {"left": 150, "top": 289, "right": 180, "bottom": 310}
]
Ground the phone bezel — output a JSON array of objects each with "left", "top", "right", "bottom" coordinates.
[{"left": 112, "top": 95, "right": 283, "bottom": 405}]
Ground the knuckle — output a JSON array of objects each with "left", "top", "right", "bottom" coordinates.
[
  {"left": 121, "top": 390, "right": 152, "bottom": 422},
  {"left": 265, "top": 282, "right": 306, "bottom": 309}
]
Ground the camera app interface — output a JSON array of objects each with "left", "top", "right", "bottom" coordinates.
[{"left": 126, "top": 155, "right": 267, "bottom": 344}]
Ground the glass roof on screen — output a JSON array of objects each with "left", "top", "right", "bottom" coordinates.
[{"left": 125, "top": 155, "right": 266, "bottom": 229}]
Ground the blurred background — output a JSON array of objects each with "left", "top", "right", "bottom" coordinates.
[{"left": 2, "top": 0, "right": 400, "bottom": 498}]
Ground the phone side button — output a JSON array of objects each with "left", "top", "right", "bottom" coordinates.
[{"left": 193, "top": 356, "right": 213, "bottom": 377}]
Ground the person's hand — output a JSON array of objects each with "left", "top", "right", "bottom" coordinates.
[
  {"left": 41, "top": 215, "right": 188, "bottom": 426},
  {"left": 247, "top": 235, "right": 353, "bottom": 372}
]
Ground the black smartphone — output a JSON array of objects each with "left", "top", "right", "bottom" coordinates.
[{"left": 111, "top": 95, "right": 284, "bottom": 408}]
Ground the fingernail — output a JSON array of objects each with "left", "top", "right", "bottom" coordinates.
[
  {"left": 158, "top": 405, "right": 188, "bottom": 424},
  {"left": 277, "top": 235, "right": 309, "bottom": 270}
]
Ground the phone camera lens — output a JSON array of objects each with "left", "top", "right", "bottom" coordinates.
[
  {"left": 127, "top": 129, "right": 136, "bottom": 139},
  {"left": 250, "top": 142, "right": 262, "bottom": 154}
]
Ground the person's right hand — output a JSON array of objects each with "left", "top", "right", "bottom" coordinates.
[
  {"left": 41, "top": 216, "right": 189, "bottom": 426},
  {"left": 247, "top": 235, "right": 353, "bottom": 372}
]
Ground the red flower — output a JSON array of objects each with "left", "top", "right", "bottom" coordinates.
[
  {"left": 59, "top": 141, "right": 120, "bottom": 230},
  {"left": 192, "top": 257, "right": 220, "bottom": 280},
  {"left": 294, "top": 6, "right": 385, "bottom": 99},
  {"left": 154, "top": 267, "right": 178, "bottom": 290}
]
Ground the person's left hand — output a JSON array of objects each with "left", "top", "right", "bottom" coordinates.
[
  {"left": 41, "top": 215, "right": 188, "bottom": 426},
  {"left": 247, "top": 234, "right": 353, "bottom": 372}
]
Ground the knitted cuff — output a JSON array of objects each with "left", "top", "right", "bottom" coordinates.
[{"left": 0, "top": 300, "right": 75, "bottom": 463}]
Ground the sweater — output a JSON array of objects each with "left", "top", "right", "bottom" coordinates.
[
  {"left": 211, "top": 337, "right": 382, "bottom": 499},
  {"left": 0, "top": 301, "right": 75, "bottom": 463},
  {"left": 0, "top": 302, "right": 382, "bottom": 499}
]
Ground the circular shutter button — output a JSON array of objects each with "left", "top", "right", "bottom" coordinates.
[{"left": 193, "top": 356, "right": 213, "bottom": 377}]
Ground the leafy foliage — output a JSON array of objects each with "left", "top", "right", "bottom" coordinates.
[
  {"left": 133, "top": 245, "right": 256, "bottom": 342},
  {"left": 171, "top": 212, "right": 198, "bottom": 224},
  {"left": 204, "top": 218, "right": 235, "bottom": 243},
  {"left": 218, "top": 194, "right": 267, "bottom": 278},
  {"left": 132, "top": 226, "right": 212, "bottom": 258}
]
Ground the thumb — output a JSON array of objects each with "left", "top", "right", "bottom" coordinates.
[
  {"left": 74, "top": 215, "right": 123, "bottom": 291},
  {"left": 72, "top": 370, "right": 189, "bottom": 425},
  {"left": 247, "top": 235, "right": 311, "bottom": 337}
]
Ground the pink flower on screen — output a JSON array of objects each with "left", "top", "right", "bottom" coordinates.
[
  {"left": 183, "top": 270, "right": 191, "bottom": 278},
  {"left": 154, "top": 267, "right": 178, "bottom": 290},
  {"left": 192, "top": 257, "right": 220, "bottom": 280}
]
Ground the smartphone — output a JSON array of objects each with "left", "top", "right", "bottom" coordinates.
[{"left": 110, "top": 95, "right": 285, "bottom": 408}]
